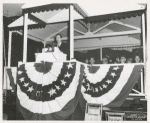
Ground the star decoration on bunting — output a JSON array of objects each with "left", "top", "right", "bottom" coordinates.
[
  {"left": 106, "top": 80, "right": 112, "bottom": 84},
  {"left": 19, "top": 77, "right": 24, "bottom": 82},
  {"left": 95, "top": 88, "right": 99, "bottom": 93},
  {"left": 61, "top": 80, "right": 66, "bottom": 86},
  {"left": 111, "top": 72, "right": 116, "bottom": 78},
  {"left": 65, "top": 72, "right": 71, "bottom": 78},
  {"left": 23, "top": 83, "right": 29, "bottom": 87},
  {"left": 67, "top": 63, "right": 74, "bottom": 69},
  {"left": 18, "top": 70, "right": 23, "bottom": 75},
  {"left": 102, "top": 84, "right": 107, "bottom": 89},
  {"left": 86, "top": 83, "right": 90, "bottom": 88},
  {"left": 99, "top": 86, "right": 103, "bottom": 91},
  {"left": 113, "top": 66, "right": 119, "bottom": 71},
  {"left": 87, "top": 86, "right": 91, "bottom": 91},
  {"left": 27, "top": 86, "right": 34, "bottom": 92},
  {"left": 48, "top": 88, "right": 56, "bottom": 97},
  {"left": 55, "top": 85, "right": 60, "bottom": 91},
  {"left": 92, "top": 87, "right": 95, "bottom": 92},
  {"left": 82, "top": 79, "right": 85, "bottom": 83}
]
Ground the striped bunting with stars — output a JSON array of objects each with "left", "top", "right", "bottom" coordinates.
[
  {"left": 17, "top": 61, "right": 82, "bottom": 120},
  {"left": 81, "top": 64, "right": 143, "bottom": 107}
]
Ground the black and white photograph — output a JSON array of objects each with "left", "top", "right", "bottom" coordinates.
[{"left": 2, "top": 1, "right": 148, "bottom": 121}]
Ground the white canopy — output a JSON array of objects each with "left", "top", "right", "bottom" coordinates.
[
  {"left": 8, "top": 9, "right": 84, "bottom": 28},
  {"left": 21, "top": 1, "right": 145, "bottom": 16},
  {"left": 8, "top": 2, "right": 146, "bottom": 49},
  {"left": 7, "top": 2, "right": 88, "bottom": 64},
  {"left": 21, "top": 2, "right": 88, "bottom": 17}
]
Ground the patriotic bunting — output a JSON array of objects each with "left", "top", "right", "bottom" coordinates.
[
  {"left": 81, "top": 64, "right": 143, "bottom": 107},
  {"left": 17, "top": 61, "right": 82, "bottom": 120},
  {"left": 15, "top": 61, "right": 143, "bottom": 120}
]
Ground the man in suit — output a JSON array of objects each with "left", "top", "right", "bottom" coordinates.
[{"left": 55, "top": 34, "right": 69, "bottom": 59}]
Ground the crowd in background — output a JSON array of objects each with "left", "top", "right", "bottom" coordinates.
[
  {"left": 84, "top": 52, "right": 143, "bottom": 93},
  {"left": 84, "top": 53, "right": 142, "bottom": 65}
]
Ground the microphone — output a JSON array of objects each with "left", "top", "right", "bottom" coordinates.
[
  {"left": 52, "top": 41, "right": 57, "bottom": 47},
  {"left": 46, "top": 42, "right": 55, "bottom": 52}
]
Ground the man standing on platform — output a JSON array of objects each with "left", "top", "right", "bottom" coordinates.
[{"left": 55, "top": 34, "right": 69, "bottom": 60}]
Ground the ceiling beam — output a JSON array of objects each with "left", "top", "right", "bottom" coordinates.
[
  {"left": 78, "top": 20, "right": 88, "bottom": 30},
  {"left": 46, "top": 30, "right": 141, "bottom": 42},
  {"left": 74, "top": 29, "right": 86, "bottom": 35},
  {"left": 93, "top": 22, "right": 111, "bottom": 34},
  {"left": 93, "top": 20, "right": 141, "bottom": 34},
  {"left": 112, "top": 21, "right": 141, "bottom": 31},
  {"left": 45, "top": 22, "right": 78, "bottom": 41},
  {"left": 13, "top": 31, "right": 44, "bottom": 42},
  {"left": 45, "top": 26, "right": 68, "bottom": 41}
]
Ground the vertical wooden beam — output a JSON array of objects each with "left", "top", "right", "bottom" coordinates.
[
  {"left": 23, "top": 13, "right": 28, "bottom": 63},
  {"left": 141, "top": 13, "right": 146, "bottom": 64},
  {"left": 100, "top": 47, "right": 102, "bottom": 61},
  {"left": 141, "top": 12, "right": 146, "bottom": 98},
  {"left": 141, "top": 69, "right": 144, "bottom": 94},
  {"left": 8, "top": 31, "right": 12, "bottom": 67},
  {"left": 69, "top": 5, "right": 74, "bottom": 60},
  {"left": 3, "top": 67, "right": 7, "bottom": 92}
]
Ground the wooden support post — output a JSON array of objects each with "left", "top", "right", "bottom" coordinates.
[
  {"left": 141, "top": 12, "right": 147, "bottom": 99},
  {"left": 8, "top": 31, "right": 12, "bottom": 67},
  {"left": 141, "top": 13, "right": 146, "bottom": 64},
  {"left": 141, "top": 69, "right": 144, "bottom": 94},
  {"left": 100, "top": 47, "right": 102, "bottom": 61},
  {"left": 69, "top": 5, "right": 74, "bottom": 60},
  {"left": 23, "top": 13, "right": 28, "bottom": 63}
]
